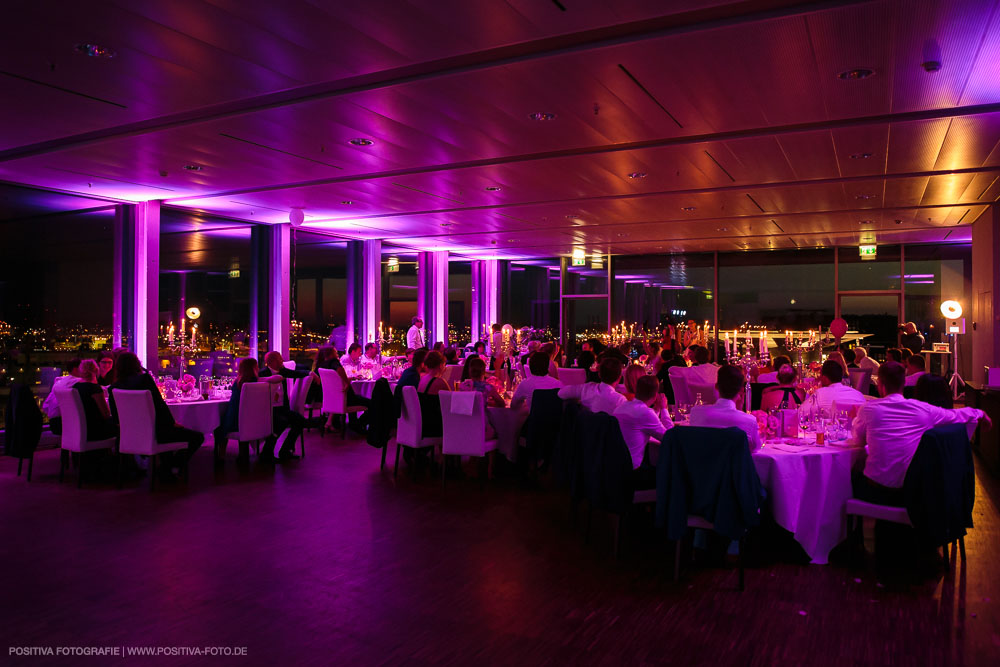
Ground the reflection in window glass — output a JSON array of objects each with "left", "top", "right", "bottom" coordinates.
[
  {"left": 159, "top": 215, "right": 255, "bottom": 380},
  {"left": 719, "top": 250, "right": 834, "bottom": 331},
  {"left": 0, "top": 207, "right": 115, "bottom": 428},
  {"left": 447, "top": 260, "right": 471, "bottom": 346},
  {"left": 902, "top": 244, "right": 970, "bottom": 370},
  {"left": 612, "top": 254, "right": 714, "bottom": 332},
  {"left": 838, "top": 245, "right": 901, "bottom": 291}
]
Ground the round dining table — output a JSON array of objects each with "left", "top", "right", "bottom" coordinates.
[
  {"left": 752, "top": 439, "right": 865, "bottom": 564},
  {"left": 350, "top": 380, "right": 397, "bottom": 399},
  {"left": 166, "top": 397, "right": 229, "bottom": 435}
]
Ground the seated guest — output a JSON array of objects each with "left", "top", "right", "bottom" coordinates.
[
  {"left": 689, "top": 364, "right": 762, "bottom": 452},
  {"left": 520, "top": 340, "right": 541, "bottom": 367},
  {"left": 685, "top": 345, "right": 719, "bottom": 386},
  {"left": 306, "top": 346, "right": 339, "bottom": 404},
  {"left": 904, "top": 354, "right": 927, "bottom": 387},
  {"left": 432, "top": 341, "right": 446, "bottom": 353},
  {"left": 760, "top": 364, "right": 804, "bottom": 410},
  {"left": 416, "top": 350, "right": 449, "bottom": 438},
  {"left": 473, "top": 341, "right": 487, "bottom": 357},
  {"left": 914, "top": 372, "right": 953, "bottom": 409},
  {"left": 840, "top": 342, "right": 857, "bottom": 368},
  {"left": 886, "top": 347, "right": 904, "bottom": 363},
  {"left": 622, "top": 364, "right": 647, "bottom": 401},
  {"left": 757, "top": 355, "right": 790, "bottom": 384},
  {"left": 109, "top": 352, "right": 204, "bottom": 481},
  {"left": 97, "top": 352, "right": 115, "bottom": 387},
  {"left": 42, "top": 357, "right": 83, "bottom": 435},
  {"left": 220, "top": 357, "right": 263, "bottom": 463},
  {"left": 613, "top": 375, "right": 673, "bottom": 473},
  {"left": 342, "top": 343, "right": 364, "bottom": 373},
  {"left": 260, "top": 351, "right": 321, "bottom": 460},
  {"left": 361, "top": 342, "right": 384, "bottom": 369},
  {"left": 827, "top": 351, "right": 850, "bottom": 378},
  {"left": 511, "top": 352, "right": 564, "bottom": 412},
  {"left": 443, "top": 347, "right": 459, "bottom": 365},
  {"left": 459, "top": 357, "right": 506, "bottom": 408},
  {"left": 73, "top": 359, "right": 115, "bottom": 441},
  {"left": 852, "top": 361, "right": 989, "bottom": 505},
  {"left": 809, "top": 359, "right": 865, "bottom": 416},
  {"left": 854, "top": 346, "right": 880, "bottom": 372},
  {"left": 397, "top": 349, "right": 427, "bottom": 391},
  {"left": 644, "top": 341, "right": 662, "bottom": 373},
  {"left": 900, "top": 347, "right": 913, "bottom": 364},
  {"left": 558, "top": 357, "right": 627, "bottom": 414},
  {"left": 540, "top": 342, "right": 561, "bottom": 380}
]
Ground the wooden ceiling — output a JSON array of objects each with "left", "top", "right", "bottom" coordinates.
[{"left": 2, "top": 0, "right": 999, "bottom": 258}]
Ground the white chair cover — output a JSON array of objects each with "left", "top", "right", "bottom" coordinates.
[
  {"left": 54, "top": 387, "right": 116, "bottom": 453},
  {"left": 439, "top": 391, "right": 497, "bottom": 457},
  {"left": 688, "top": 380, "right": 719, "bottom": 405},
  {"left": 283, "top": 360, "right": 296, "bottom": 370},
  {"left": 848, "top": 367, "right": 872, "bottom": 394},
  {"left": 113, "top": 389, "right": 188, "bottom": 456},
  {"left": 319, "top": 368, "right": 348, "bottom": 415},
  {"left": 234, "top": 382, "right": 273, "bottom": 442},
  {"left": 668, "top": 366, "right": 692, "bottom": 405},
  {"left": 288, "top": 375, "right": 313, "bottom": 416}
]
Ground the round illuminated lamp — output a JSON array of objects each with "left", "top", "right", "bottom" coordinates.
[
  {"left": 185, "top": 307, "right": 201, "bottom": 320},
  {"left": 940, "top": 300, "right": 962, "bottom": 319}
]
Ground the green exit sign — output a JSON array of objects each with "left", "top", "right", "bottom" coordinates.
[
  {"left": 386, "top": 263, "right": 399, "bottom": 273},
  {"left": 571, "top": 257, "right": 586, "bottom": 266},
  {"left": 859, "top": 244, "right": 877, "bottom": 260}
]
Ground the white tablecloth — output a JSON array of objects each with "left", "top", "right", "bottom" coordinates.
[
  {"left": 487, "top": 407, "right": 529, "bottom": 461},
  {"left": 166, "top": 398, "right": 228, "bottom": 434},
  {"left": 350, "top": 380, "right": 397, "bottom": 399},
  {"left": 752, "top": 441, "right": 865, "bottom": 564}
]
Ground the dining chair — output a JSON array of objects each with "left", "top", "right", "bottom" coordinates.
[
  {"left": 687, "top": 380, "right": 718, "bottom": 405},
  {"left": 848, "top": 368, "right": 873, "bottom": 394},
  {"left": 54, "top": 387, "right": 116, "bottom": 488},
  {"left": 287, "top": 375, "right": 313, "bottom": 457},
  {"left": 438, "top": 390, "right": 498, "bottom": 490},
  {"left": 319, "top": 368, "right": 365, "bottom": 437},
  {"left": 442, "top": 364, "right": 463, "bottom": 388},
  {"left": 223, "top": 382, "right": 274, "bottom": 461},
  {"left": 668, "top": 366, "right": 692, "bottom": 406},
  {"left": 113, "top": 389, "right": 192, "bottom": 491},
  {"left": 283, "top": 360, "right": 296, "bottom": 370},
  {"left": 393, "top": 385, "right": 442, "bottom": 479}
]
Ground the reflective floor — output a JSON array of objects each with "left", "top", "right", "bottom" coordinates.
[{"left": 2, "top": 433, "right": 998, "bottom": 666}]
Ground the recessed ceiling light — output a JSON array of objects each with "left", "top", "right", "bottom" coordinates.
[
  {"left": 183, "top": 164, "right": 203, "bottom": 171},
  {"left": 616, "top": 233, "right": 629, "bottom": 237},
  {"left": 850, "top": 152, "right": 873, "bottom": 160},
  {"left": 717, "top": 227, "right": 728, "bottom": 232},
  {"left": 441, "top": 222, "right": 453, "bottom": 227},
  {"left": 507, "top": 239, "right": 516, "bottom": 242},
  {"left": 860, "top": 219, "right": 874, "bottom": 224},
  {"left": 628, "top": 172, "right": 647, "bottom": 179},
  {"left": 681, "top": 206, "right": 696, "bottom": 211},
  {"left": 856, "top": 194, "right": 875, "bottom": 200},
  {"left": 75, "top": 43, "right": 117, "bottom": 58},
  {"left": 895, "top": 219, "right": 903, "bottom": 225},
  {"left": 341, "top": 200, "right": 353, "bottom": 205},
  {"left": 485, "top": 186, "right": 501, "bottom": 191},
  {"left": 349, "top": 138, "right": 374, "bottom": 146},
  {"left": 838, "top": 68, "right": 875, "bottom": 80},
  {"left": 528, "top": 112, "right": 557, "bottom": 121}
]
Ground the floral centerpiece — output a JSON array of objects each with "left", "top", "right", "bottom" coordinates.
[{"left": 178, "top": 373, "right": 197, "bottom": 396}]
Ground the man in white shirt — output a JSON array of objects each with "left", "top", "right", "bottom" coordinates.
[
  {"left": 613, "top": 375, "right": 673, "bottom": 470},
  {"left": 854, "top": 347, "right": 880, "bottom": 372},
  {"left": 689, "top": 364, "right": 762, "bottom": 452},
  {"left": 405, "top": 316, "right": 425, "bottom": 350},
  {"left": 852, "top": 361, "right": 989, "bottom": 505},
  {"left": 903, "top": 355, "right": 927, "bottom": 387},
  {"left": 558, "top": 357, "right": 627, "bottom": 415},
  {"left": 810, "top": 359, "right": 865, "bottom": 415},
  {"left": 511, "top": 352, "right": 563, "bottom": 412}
]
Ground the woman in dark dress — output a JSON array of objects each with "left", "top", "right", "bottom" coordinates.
[
  {"left": 109, "top": 352, "right": 204, "bottom": 482},
  {"left": 73, "top": 359, "right": 115, "bottom": 441},
  {"left": 416, "top": 350, "right": 449, "bottom": 438}
]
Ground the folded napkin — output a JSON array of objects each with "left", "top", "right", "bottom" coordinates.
[
  {"left": 451, "top": 391, "right": 476, "bottom": 415},
  {"left": 767, "top": 443, "right": 810, "bottom": 453}
]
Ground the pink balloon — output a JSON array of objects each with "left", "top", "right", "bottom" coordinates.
[{"left": 830, "top": 317, "right": 848, "bottom": 338}]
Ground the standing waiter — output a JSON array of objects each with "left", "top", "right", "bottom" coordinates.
[{"left": 406, "top": 316, "right": 425, "bottom": 349}]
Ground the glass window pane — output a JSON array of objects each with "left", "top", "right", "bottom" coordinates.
[
  {"left": 506, "top": 260, "right": 559, "bottom": 337},
  {"left": 563, "top": 258, "right": 609, "bottom": 295},
  {"left": 291, "top": 231, "right": 346, "bottom": 363},
  {"left": 563, "top": 297, "right": 608, "bottom": 357},
  {"left": 612, "top": 253, "right": 714, "bottom": 332},
  {"left": 719, "top": 249, "right": 834, "bottom": 331},
  {"left": 839, "top": 294, "right": 900, "bottom": 360},
  {"left": 838, "top": 245, "right": 901, "bottom": 291}
]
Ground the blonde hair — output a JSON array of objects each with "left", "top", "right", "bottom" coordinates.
[{"left": 79, "top": 359, "right": 100, "bottom": 382}]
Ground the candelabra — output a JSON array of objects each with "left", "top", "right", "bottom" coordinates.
[{"left": 166, "top": 320, "right": 198, "bottom": 381}]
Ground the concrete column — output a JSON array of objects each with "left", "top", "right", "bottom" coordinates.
[
  {"left": 972, "top": 205, "right": 1000, "bottom": 382},
  {"left": 120, "top": 201, "right": 160, "bottom": 370},
  {"left": 418, "top": 251, "right": 448, "bottom": 346}
]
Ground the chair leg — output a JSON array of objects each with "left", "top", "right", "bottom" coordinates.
[
  {"left": 959, "top": 536, "right": 966, "bottom": 561},
  {"left": 58, "top": 450, "right": 66, "bottom": 483},
  {"left": 380, "top": 444, "right": 387, "bottom": 471},
  {"left": 182, "top": 454, "right": 189, "bottom": 483},
  {"left": 26, "top": 453, "right": 34, "bottom": 482},
  {"left": 341, "top": 415, "right": 348, "bottom": 439},
  {"left": 17, "top": 458, "right": 23, "bottom": 476},
  {"left": 393, "top": 443, "right": 402, "bottom": 479},
  {"left": 738, "top": 536, "right": 746, "bottom": 592},
  {"left": 300, "top": 431, "right": 306, "bottom": 458},
  {"left": 674, "top": 539, "right": 682, "bottom": 582}
]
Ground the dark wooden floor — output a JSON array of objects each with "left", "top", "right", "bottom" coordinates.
[{"left": 2, "top": 432, "right": 998, "bottom": 666}]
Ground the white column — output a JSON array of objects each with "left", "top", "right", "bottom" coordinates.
[
  {"left": 361, "top": 240, "right": 382, "bottom": 345},
  {"left": 130, "top": 201, "right": 160, "bottom": 370},
  {"left": 269, "top": 223, "right": 291, "bottom": 358}
]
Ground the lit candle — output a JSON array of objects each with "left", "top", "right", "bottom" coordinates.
[
  {"left": 192, "top": 324, "right": 197, "bottom": 346},
  {"left": 168, "top": 322, "right": 174, "bottom": 345}
]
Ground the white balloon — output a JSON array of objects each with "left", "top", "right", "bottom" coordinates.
[{"left": 289, "top": 208, "right": 305, "bottom": 227}]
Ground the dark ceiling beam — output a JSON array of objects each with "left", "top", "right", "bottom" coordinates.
[{"left": 0, "top": 0, "right": 874, "bottom": 163}]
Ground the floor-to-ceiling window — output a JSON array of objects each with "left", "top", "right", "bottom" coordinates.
[
  {"left": 291, "top": 231, "right": 346, "bottom": 362},
  {"left": 506, "top": 260, "right": 559, "bottom": 338}
]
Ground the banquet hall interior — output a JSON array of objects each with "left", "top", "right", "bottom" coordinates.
[{"left": 3, "top": 1, "right": 1000, "bottom": 664}]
